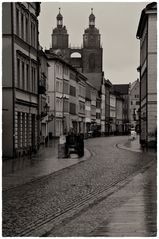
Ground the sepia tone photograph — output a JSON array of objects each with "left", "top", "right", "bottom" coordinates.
[{"left": 2, "top": 1, "right": 157, "bottom": 237}]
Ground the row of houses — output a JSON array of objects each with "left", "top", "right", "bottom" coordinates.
[
  {"left": 3, "top": 2, "right": 155, "bottom": 159},
  {"left": 41, "top": 51, "right": 102, "bottom": 140},
  {"left": 1, "top": 2, "right": 133, "bottom": 159},
  {"left": 40, "top": 52, "right": 133, "bottom": 143}
]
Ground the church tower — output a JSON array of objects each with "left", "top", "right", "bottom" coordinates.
[
  {"left": 51, "top": 8, "right": 69, "bottom": 50},
  {"left": 82, "top": 8, "right": 103, "bottom": 74}
]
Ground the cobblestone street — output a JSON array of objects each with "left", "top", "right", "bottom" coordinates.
[
  {"left": 2, "top": 2, "right": 157, "bottom": 238},
  {"left": 2, "top": 136, "right": 157, "bottom": 236}
]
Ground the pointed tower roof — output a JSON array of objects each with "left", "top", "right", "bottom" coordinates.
[
  {"left": 89, "top": 8, "right": 95, "bottom": 20},
  {"left": 57, "top": 8, "right": 62, "bottom": 20}
]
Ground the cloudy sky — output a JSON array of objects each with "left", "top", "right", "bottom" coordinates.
[{"left": 38, "top": 2, "right": 148, "bottom": 84}]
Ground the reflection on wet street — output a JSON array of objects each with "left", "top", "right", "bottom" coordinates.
[
  {"left": 3, "top": 139, "right": 58, "bottom": 175},
  {"left": 2, "top": 139, "right": 90, "bottom": 191},
  {"left": 3, "top": 136, "right": 157, "bottom": 237},
  {"left": 90, "top": 163, "right": 157, "bottom": 237}
]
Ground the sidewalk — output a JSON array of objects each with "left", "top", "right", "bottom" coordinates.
[
  {"left": 117, "top": 135, "right": 156, "bottom": 154},
  {"left": 89, "top": 160, "right": 157, "bottom": 237},
  {"left": 2, "top": 139, "right": 91, "bottom": 191}
]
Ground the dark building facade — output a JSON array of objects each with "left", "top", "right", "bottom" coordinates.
[{"left": 2, "top": 2, "right": 40, "bottom": 158}]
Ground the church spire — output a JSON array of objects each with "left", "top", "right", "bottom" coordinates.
[
  {"left": 89, "top": 8, "right": 95, "bottom": 27},
  {"left": 57, "top": 7, "right": 63, "bottom": 27}
]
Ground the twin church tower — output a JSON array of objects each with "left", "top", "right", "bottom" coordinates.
[{"left": 48, "top": 8, "right": 103, "bottom": 89}]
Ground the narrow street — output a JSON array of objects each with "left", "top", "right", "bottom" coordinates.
[{"left": 2, "top": 136, "right": 157, "bottom": 237}]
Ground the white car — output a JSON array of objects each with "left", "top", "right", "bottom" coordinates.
[{"left": 130, "top": 128, "right": 136, "bottom": 140}]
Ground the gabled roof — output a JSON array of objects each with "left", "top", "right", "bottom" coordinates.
[
  {"left": 113, "top": 84, "right": 129, "bottom": 95},
  {"left": 136, "top": 2, "right": 157, "bottom": 38},
  {"left": 130, "top": 79, "right": 139, "bottom": 92}
]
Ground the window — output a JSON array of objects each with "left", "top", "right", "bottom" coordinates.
[
  {"left": 26, "top": 64, "right": 29, "bottom": 91},
  {"left": 56, "top": 80, "right": 62, "bottom": 92},
  {"left": 26, "top": 113, "right": 29, "bottom": 146},
  {"left": 17, "top": 58, "right": 20, "bottom": 88},
  {"left": 25, "top": 17, "right": 29, "bottom": 42},
  {"left": 31, "top": 67, "right": 34, "bottom": 92},
  {"left": 56, "top": 98, "right": 62, "bottom": 112},
  {"left": 17, "top": 112, "right": 21, "bottom": 148},
  {"left": 96, "top": 113, "right": 101, "bottom": 119},
  {"left": 70, "top": 85, "right": 76, "bottom": 96},
  {"left": 96, "top": 100, "right": 100, "bottom": 108},
  {"left": 21, "top": 13, "right": 24, "bottom": 39},
  {"left": 22, "top": 61, "right": 25, "bottom": 89},
  {"left": 136, "top": 101, "right": 140, "bottom": 105},
  {"left": 64, "top": 67, "right": 68, "bottom": 75},
  {"left": 79, "top": 102, "right": 85, "bottom": 114},
  {"left": 31, "top": 66, "right": 37, "bottom": 93},
  {"left": 22, "top": 113, "right": 25, "bottom": 147},
  {"left": 34, "top": 68, "right": 36, "bottom": 92},
  {"left": 70, "top": 72, "right": 75, "bottom": 80},
  {"left": 31, "top": 21, "right": 36, "bottom": 47},
  {"left": 16, "top": 8, "right": 19, "bottom": 36},
  {"left": 64, "top": 100, "right": 69, "bottom": 112},
  {"left": 70, "top": 103, "right": 76, "bottom": 115},
  {"left": 91, "top": 106, "right": 96, "bottom": 116},
  {"left": 63, "top": 81, "right": 69, "bottom": 94}
]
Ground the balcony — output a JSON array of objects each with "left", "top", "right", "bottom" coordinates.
[{"left": 38, "top": 74, "right": 46, "bottom": 94}]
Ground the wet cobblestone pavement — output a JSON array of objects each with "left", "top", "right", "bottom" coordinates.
[
  {"left": 2, "top": 136, "right": 157, "bottom": 236},
  {"left": 49, "top": 161, "right": 156, "bottom": 237},
  {"left": 2, "top": 140, "right": 91, "bottom": 190}
]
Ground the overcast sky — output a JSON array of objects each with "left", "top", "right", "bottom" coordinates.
[{"left": 38, "top": 2, "right": 148, "bottom": 84}]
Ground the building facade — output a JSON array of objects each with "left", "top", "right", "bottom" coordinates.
[
  {"left": 38, "top": 48, "right": 49, "bottom": 145},
  {"left": 85, "top": 83, "right": 92, "bottom": 135},
  {"left": 116, "top": 95, "right": 124, "bottom": 134},
  {"left": 2, "top": 2, "right": 40, "bottom": 158},
  {"left": 78, "top": 74, "right": 86, "bottom": 134},
  {"left": 129, "top": 79, "right": 140, "bottom": 131},
  {"left": 137, "top": 2, "right": 157, "bottom": 147},
  {"left": 113, "top": 84, "right": 130, "bottom": 134},
  {"left": 46, "top": 53, "right": 87, "bottom": 137},
  {"left": 109, "top": 92, "right": 116, "bottom": 134}
]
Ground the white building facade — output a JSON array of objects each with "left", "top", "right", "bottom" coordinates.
[{"left": 137, "top": 2, "right": 157, "bottom": 147}]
